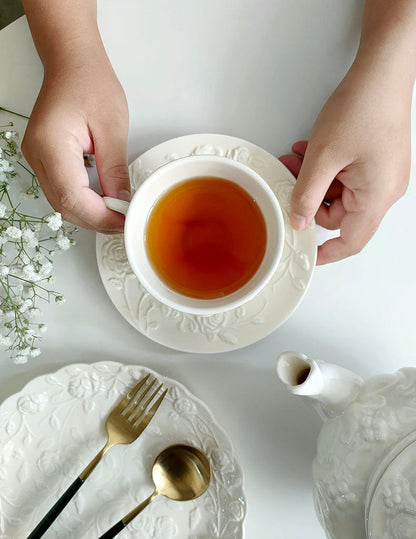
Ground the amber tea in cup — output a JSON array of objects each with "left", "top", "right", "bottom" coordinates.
[
  {"left": 103, "top": 154, "right": 284, "bottom": 316},
  {"left": 145, "top": 177, "right": 267, "bottom": 299}
]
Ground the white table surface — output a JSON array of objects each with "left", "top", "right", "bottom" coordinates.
[{"left": 1, "top": 2, "right": 416, "bottom": 538}]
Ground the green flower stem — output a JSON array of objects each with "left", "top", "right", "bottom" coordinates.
[
  {"left": 16, "top": 161, "right": 36, "bottom": 177},
  {"left": 4, "top": 217, "right": 45, "bottom": 224},
  {"left": 7, "top": 274, "right": 55, "bottom": 295},
  {"left": 1, "top": 118, "right": 76, "bottom": 361},
  {"left": 0, "top": 107, "right": 30, "bottom": 120},
  {"left": 3, "top": 149, "right": 37, "bottom": 179},
  {"left": 2, "top": 188, "right": 14, "bottom": 208}
]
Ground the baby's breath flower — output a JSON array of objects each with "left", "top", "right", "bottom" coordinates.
[
  {"left": 0, "top": 335, "right": 11, "bottom": 346},
  {"left": 45, "top": 212, "right": 62, "bottom": 231},
  {"left": 22, "top": 229, "right": 39, "bottom": 248},
  {"left": 9, "top": 265, "right": 23, "bottom": 276},
  {"left": 14, "top": 355, "right": 28, "bottom": 365},
  {"left": 23, "top": 264, "right": 36, "bottom": 279},
  {"left": 5, "top": 226, "right": 22, "bottom": 239},
  {"left": 32, "top": 251, "right": 44, "bottom": 263},
  {"left": 56, "top": 235, "right": 70, "bottom": 250},
  {"left": 0, "top": 111, "right": 77, "bottom": 362},
  {"left": 40, "top": 261, "right": 53, "bottom": 276},
  {"left": 19, "top": 299, "right": 33, "bottom": 314},
  {"left": 0, "top": 158, "right": 14, "bottom": 173},
  {"left": 4, "top": 131, "right": 18, "bottom": 141}
]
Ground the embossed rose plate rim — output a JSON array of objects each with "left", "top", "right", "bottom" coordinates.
[
  {"left": 0, "top": 361, "right": 246, "bottom": 538},
  {"left": 96, "top": 133, "right": 317, "bottom": 353}
]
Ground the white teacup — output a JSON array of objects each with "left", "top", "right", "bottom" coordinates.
[{"left": 104, "top": 155, "right": 284, "bottom": 316}]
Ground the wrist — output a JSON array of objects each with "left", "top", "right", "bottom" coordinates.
[
  {"left": 350, "top": 43, "right": 416, "bottom": 99},
  {"left": 355, "top": 1, "right": 416, "bottom": 88},
  {"left": 42, "top": 30, "right": 109, "bottom": 76},
  {"left": 22, "top": 0, "right": 107, "bottom": 76}
]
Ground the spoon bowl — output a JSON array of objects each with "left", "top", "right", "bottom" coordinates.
[
  {"left": 99, "top": 444, "right": 211, "bottom": 539},
  {"left": 152, "top": 443, "right": 212, "bottom": 501}
]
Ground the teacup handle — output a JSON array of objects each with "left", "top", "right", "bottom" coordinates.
[{"left": 103, "top": 196, "right": 130, "bottom": 216}]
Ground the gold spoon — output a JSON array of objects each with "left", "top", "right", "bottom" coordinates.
[{"left": 98, "top": 444, "right": 212, "bottom": 539}]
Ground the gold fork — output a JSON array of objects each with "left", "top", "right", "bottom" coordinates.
[{"left": 27, "top": 373, "right": 168, "bottom": 539}]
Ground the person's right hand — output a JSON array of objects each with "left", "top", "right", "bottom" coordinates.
[
  {"left": 279, "top": 54, "right": 412, "bottom": 265},
  {"left": 22, "top": 50, "right": 130, "bottom": 233}
]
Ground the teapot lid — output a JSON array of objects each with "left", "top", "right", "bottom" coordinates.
[{"left": 365, "top": 431, "right": 416, "bottom": 537}]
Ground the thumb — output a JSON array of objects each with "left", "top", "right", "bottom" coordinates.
[
  {"left": 93, "top": 125, "right": 131, "bottom": 202},
  {"left": 290, "top": 145, "right": 341, "bottom": 230}
]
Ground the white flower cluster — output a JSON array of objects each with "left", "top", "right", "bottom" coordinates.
[{"left": 0, "top": 115, "right": 77, "bottom": 363}]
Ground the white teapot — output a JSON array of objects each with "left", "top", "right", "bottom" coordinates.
[{"left": 277, "top": 351, "right": 416, "bottom": 539}]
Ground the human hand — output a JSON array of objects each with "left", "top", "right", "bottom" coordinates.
[
  {"left": 22, "top": 51, "right": 130, "bottom": 233},
  {"left": 279, "top": 58, "right": 412, "bottom": 265}
]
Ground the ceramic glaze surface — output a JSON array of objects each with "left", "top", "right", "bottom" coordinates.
[
  {"left": 367, "top": 436, "right": 416, "bottom": 539},
  {"left": 313, "top": 368, "right": 416, "bottom": 539},
  {"left": 0, "top": 362, "right": 246, "bottom": 538},
  {"left": 96, "top": 134, "right": 316, "bottom": 353}
]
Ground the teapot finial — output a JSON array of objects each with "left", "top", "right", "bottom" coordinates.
[{"left": 276, "top": 351, "right": 364, "bottom": 420}]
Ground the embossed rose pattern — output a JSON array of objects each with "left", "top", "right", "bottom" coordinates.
[
  {"left": 96, "top": 136, "right": 316, "bottom": 353},
  {"left": 366, "top": 439, "right": 416, "bottom": 538},
  {"left": 313, "top": 368, "right": 416, "bottom": 539},
  {"left": 0, "top": 362, "right": 246, "bottom": 538},
  {"left": 16, "top": 393, "right": 48, "bottom": 415}
]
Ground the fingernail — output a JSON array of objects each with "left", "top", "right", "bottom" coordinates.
[
  {"left": 291, "top": 213, "right": 308, "bottom": 230},
  {"left": 118, "top": 189, "right": 131, "bottom": 202}
]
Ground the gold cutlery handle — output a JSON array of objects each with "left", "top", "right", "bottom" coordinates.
[
  {"left": 123, "top": 492, "right": 158, "bottom": 525},
  {"left": 79, "top": 441, "right": 113, "bottom": 481},
  {"left": 98, "top": 492, "right": 158, "bottom": 539}
]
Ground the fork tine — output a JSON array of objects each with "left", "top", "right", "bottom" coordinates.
[
  {"left": 121, "top": 378, "right": 156, "bottom": 416},
  {"left": 114, "top": 373, "right": 150, "bottom": 414},
  {"left": 133, "top": 388, "right": 168, "bottom": 431},
  {"left": 128, "top": 383, "right": 163, "bottom": 424}
]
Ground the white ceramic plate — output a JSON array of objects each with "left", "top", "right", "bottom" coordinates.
[
  {"left": 96, "top": 134, "right": 316, "bottom": 353},
  {"left": 0, "top": 362, "right": 246, "bottom": 538}
]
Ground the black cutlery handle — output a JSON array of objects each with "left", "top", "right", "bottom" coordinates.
[
  {"left": 27, "top": 476, "right": 84, "bottom": 539},
  {"left": 98, "top": 520, "right": 126, "bottom": 539}
]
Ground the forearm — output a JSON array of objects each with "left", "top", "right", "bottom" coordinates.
[
  {"left": 22, "top": 0, "right": 108, "bottom": 72},
  {"left": 356, "top": 0, "right": 416, "bottom": 84}
]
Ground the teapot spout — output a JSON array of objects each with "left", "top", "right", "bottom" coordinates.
[{"left": 276, "top": 351, "right": 364, "bottom": 420}]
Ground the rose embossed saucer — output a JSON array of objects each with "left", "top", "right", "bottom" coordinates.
[
  {"left": 96, "top": 134, "right": 316, "bottom": 353},
  {"left": 0, "top": 362, "right": 245, "bottom": 538}
]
